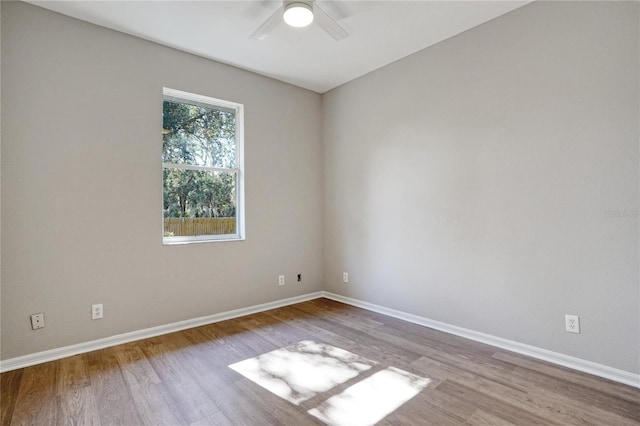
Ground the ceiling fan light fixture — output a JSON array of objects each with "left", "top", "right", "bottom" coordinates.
[{"left": 283, "top": 2, "right": 314, "bottom": 28}]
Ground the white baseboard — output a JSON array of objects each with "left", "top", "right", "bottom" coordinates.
[
  {"left": 322, "top": 292, "right": 640, "bottom": 389},
  {"left": 0, "top": 292, "right": 324, "bottom": 373},
  {"left": 3, "top": 290, "right": 639, "bottom": 389}
]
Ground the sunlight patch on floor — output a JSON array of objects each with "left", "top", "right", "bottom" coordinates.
[
  {"left": 228, "top": 340, "right": 376, "bottom": 405},
  {"left": 308, "top": 367, "right": 431, "bottom": 426}
]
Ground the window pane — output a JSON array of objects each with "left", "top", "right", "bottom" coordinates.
[
  {"left": 162, "top": 100, "right": 236, "bottom": 168},
  {"left": 163, "top": 169, "right": 237, "bottom": 237}
]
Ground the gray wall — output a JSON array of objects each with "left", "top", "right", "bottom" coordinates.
[
  {"left": 2, "top": 0, "right": 638, "bottom": 376},
  {"left": 1, "top": 1, "right": 323, "bottom": 359},
  {"left": 0, "top": 0, "right": 3, "bottom": 353},
  {"left": 322, "top": 1, "right": 639, "bottom": 373}
]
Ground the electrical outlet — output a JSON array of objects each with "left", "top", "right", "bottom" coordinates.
[
  {"left": 92, "top": 304, "right": 104, "bottom": 320},
  {"left": 30, "top": 313, "right": 45, "bottom": 330},
  {"left": 297, "top": 273, "right": 302, "bottom": 282},
  {"left": 565, "top": 314, "right": 580, "bottom": 333},
  {"left": 343, "top": 272, "right": 349, "bottom": 283},
  {"left": 278, "top": 275, "right": 285, "bottom": 286}
]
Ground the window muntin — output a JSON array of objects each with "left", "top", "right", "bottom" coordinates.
[{"left": 162, "top": 88, "right": 244, "bottom": 244}]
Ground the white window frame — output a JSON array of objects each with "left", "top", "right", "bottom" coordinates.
[{"left": 162, "top": 87, "right": 245, "bottom": 245}]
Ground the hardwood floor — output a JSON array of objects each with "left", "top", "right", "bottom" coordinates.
[{"left": 2, "top": 298, "right": 639, "bottom": 425}]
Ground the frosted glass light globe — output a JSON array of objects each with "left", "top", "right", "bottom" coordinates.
[{"left": 284, "top": 3, "right": 314, "bottom": 28}]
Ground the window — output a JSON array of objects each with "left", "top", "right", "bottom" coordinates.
[{"left": 162, "top": 88, "right": 244, "bottom": 244}]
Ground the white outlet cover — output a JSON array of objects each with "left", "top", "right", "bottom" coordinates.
[
  {"left": 278, "top": 275, "right": 285, "bottom": 286},
  {"left": 565, "top": 314, "right": 580, "bottom": 334},
  {"left": 92, "top": 304, "right": 104, "bottom": 320},
  {"left": 30, "top": 313, "right": 45, "bottom": 330},
  {"left": 343, "top": 272, "right": 349, "bottom": 283}
]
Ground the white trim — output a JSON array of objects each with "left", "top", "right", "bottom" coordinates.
[
  {"left": 163, "top": 87, "right": 241, "bottom": 114},
  {"left": 162, "top": 163, "right": 238, "bottom": 173},
  {"left": 161, "top": 87, "right": 245, "bottom": 243},
  {"left": 0, "top": 292, "right": 324, "bottom": 373},
  {"left": 235, "top": 102, "right": 245, "bottom": 240},
  {"left": 164, "top": 232, "right": 244, "bottom": 245},
  {"left": 321, "top": 292, "right": 640, "bottom": 389},
  {"left": 2, "top": 291, "right": 638, "bottom": 389}
]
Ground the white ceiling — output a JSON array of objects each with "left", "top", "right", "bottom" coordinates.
[{"left": 27, "top": 1, "right": 531, "bottom": 93}]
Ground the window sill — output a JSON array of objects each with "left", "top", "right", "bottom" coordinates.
[{"left": 163, "top": 236, "right": 245, "bottom": 245}]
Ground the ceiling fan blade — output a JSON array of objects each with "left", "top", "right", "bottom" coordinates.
[
  {"left": 316, "top": 1, "right": 350, "bottom": 21},
  {"left": 250, "top": 5, "right": 284, "bottom": 40},
  {"left": 314, "top": 2, "right": 348, "bottom": 41},
  {"left": 242, "top": 0, "right": 278, "bottom": 19}
]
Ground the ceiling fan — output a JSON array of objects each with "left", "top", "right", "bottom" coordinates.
[{"left": 250, "top": 0, "right": 348, "bottom": 41}]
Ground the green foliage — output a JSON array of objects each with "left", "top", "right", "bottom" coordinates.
[{"left": 163, "top": 101, "right": 237, "bottom": 220}]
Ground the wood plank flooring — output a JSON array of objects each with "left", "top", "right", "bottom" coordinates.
[{"left": 2, "top": 298, "right": 639, "bottom": 425}]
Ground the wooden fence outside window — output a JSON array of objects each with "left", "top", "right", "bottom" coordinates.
[{"left": 164, "top": 217, "right": 236, "bottom": 236}]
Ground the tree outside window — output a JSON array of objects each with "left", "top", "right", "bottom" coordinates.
[{"left": 162, "top": 88, "right": 244, "bottom": 243}]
